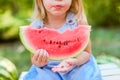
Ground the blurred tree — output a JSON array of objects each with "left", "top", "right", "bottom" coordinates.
[
  {"left": 84, "top": 0, "right": 120, "bottom": 28},
  {"left": 0, "top": 0, "right": 33, "bottom": 15},
  {"left": 0, "top": 0, "right": 33, "bottom": 42}
]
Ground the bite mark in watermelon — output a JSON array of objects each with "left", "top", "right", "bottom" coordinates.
[{"left": 19, "top": 25, "right": 91, "bottom": 60}]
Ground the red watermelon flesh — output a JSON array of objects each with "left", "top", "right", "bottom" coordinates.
[{"left": 19, "top": 25, "right": 91, "bottom": 60}]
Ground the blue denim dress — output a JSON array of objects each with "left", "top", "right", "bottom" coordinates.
[{"left": 23, "top": 13, "right": 102, "bottom": 80}]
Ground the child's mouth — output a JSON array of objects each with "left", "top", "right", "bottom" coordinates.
[{"left": 54, "top": 5, "right": 62, "bottom": 10}]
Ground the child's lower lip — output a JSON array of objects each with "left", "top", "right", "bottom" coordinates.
[{"left": 54, "top": 5, "right": 62, "bottom": 9}]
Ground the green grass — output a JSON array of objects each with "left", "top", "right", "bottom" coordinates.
[
  {"left": 0, "top": 42, "right": 31, "bottom": 75},
  {"left": 0, "top": 28, "right": 120, "bottom": 78},
  {"left": 91, "top": 28, "right": 120, "bottom": 58}
]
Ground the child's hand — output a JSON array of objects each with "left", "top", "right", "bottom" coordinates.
[
  {"left": 52, "top": 58, "right": 77, "bottom": 73},
  {"left": 31, "top": 49, "right": 49, "bottom": 67}
]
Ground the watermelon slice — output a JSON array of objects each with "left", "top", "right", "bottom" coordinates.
[{"left": 19, "top": 25, "right": 91, "bottom": 60}]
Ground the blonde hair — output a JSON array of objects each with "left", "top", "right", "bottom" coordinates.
[{"left": 32, "top": 0, "right": 88, "bottom": 24}]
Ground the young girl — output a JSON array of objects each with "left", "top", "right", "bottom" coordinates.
[{"left": 24, "top": 0, "right": 102, "bottom": 80}]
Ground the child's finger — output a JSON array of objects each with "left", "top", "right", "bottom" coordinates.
[
  {"left": 33, "top": 51, "right": 40, "bottom": 61},
  {"left": 34, "top": 49, "right": 42, "bottom": 60},
  {"left": 38, "top": 49, "right": 44, "bottom": 62},
  {"left": 52, "top": 64, "right": 67, "bottom": 72},
  {"left": 66, "top": 61, "right": 73, "bottom": 66},
  {"left": 52, "top": 65, "right": 62, "bottom": 72},
  {"left": 52, "top": 66, "right": 68, "bottom": 73},
  {"left": 41, "top": 50, "right": 49, "bottom": 64}
]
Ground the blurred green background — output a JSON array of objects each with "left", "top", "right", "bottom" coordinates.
[{"left": 0, "top": 0, "right": 120, "bottom": 79}]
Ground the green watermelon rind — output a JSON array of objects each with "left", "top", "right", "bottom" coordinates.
[
  {"left": 19, "top": 25, "right": 91, "bottom": 60},
  {"left": 19, "top": 26, "right": 36, "bottom": 54},
  {"left": 0, "top": 57, "right": 18, "bottom": 80},
  {"left": 0, "top": 67, "right": 13, "bottom": 80}
]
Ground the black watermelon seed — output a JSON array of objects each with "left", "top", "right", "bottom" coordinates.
[
  {"left": 58, "top": 45, "right": 61, "bottom": 48},
  {"left": 56, "top": 42, "right": 58, "bottom": 44},
  {"left": 66, "top": 42, "right": 68, "bottom": 45},
  {"left": 38, "top": 31, "right": 41, "bottom": 33},
  {"left": 50, "top": 40, "right": 52, "bottom": 44},
  {"left": 59, "top": 41, "right": 61, "bottom": 44},
  {"left": 63, "top": 42, "right": 66, "bottom": 45},
  {"left": 43, "top": 40, "right": 46, "bottom": 42}
]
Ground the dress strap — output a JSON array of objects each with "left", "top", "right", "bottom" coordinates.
[{"left": 30, "top": 19, "right": 44, "bottom": 28}]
